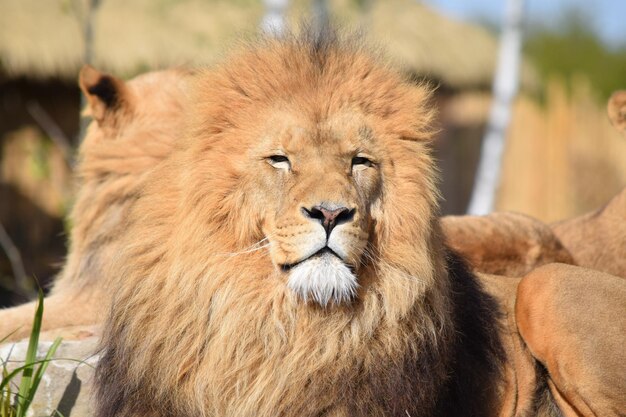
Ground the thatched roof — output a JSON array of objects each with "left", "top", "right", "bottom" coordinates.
[{"left": 0, "top": 0, "right": 522, "bottom": 89}]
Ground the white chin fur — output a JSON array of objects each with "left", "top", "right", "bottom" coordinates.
[{"left": 287, "top": 253, "right": 358, "bottom": 307}]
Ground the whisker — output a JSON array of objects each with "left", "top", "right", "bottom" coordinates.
[
  {"left": 216, "top": 235, "right": 274, "bottom": 257},
  {"left": 360, "top": 246, "right": 381, "bottom": 268}
]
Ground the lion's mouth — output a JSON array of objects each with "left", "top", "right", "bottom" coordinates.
[
  {"left": 284, "top": 247, "right": 359, "bottom": 306},
  {"left": 281, "top": 246, "right": 345, "bottom": 272}
]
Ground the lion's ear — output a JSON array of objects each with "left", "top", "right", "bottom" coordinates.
[
  {"left": 608, "top": 90, "right": 626, "bottom": 136},
  {"left": 79, "top": 65, "right": 131, "bottom": 125}
]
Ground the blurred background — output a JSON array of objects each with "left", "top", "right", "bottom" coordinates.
[{"left": 0, "top": 0, "right": 625, "bottom": 306}]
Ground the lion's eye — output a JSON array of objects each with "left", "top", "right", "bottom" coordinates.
[
  {"left": 351, "top": 156, "right": 373, "bottom": 171},
  {"left": 267, "top": 155, "right": 291, "bottom": 170}
]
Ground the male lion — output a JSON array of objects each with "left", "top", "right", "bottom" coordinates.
[
  {"left": 0, "top": 31, "right": 620, "bottom": 417},
  {"left": 94, "top": 30, "right": 573, "bottom": 417},
  {"left": 0, "top": 66, "right": 191, "bottom": 340}
]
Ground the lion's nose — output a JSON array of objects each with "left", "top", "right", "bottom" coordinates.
[{"left": 302, "top": 205, "right": 355, "bottom": 237}]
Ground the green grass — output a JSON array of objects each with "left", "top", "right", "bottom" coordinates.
[{"left": 0, "top": 289, "right": 62, "bottom": 417}]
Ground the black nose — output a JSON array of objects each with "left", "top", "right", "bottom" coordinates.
[{"left": 302, "top": 205, "right": 355, "bottom": 237}]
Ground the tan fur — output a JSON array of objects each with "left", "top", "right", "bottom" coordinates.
[
  {"left": 93, "top": 33, "right": 533, "bottom": 417},
  {"left": 516, "top": 263, "right": 626, "bottom": 417},
  {"left": 478, "top": 273, "right": 545, "bottom": 416},
  {"left": 0, "top": 66, "right": 191, "bottom": 341},
  {"left": 551, "top": 187, "right": 626, "bottom": 279},
  {"left": 442, "top": 212, "right": 575, "bottom": 276}
]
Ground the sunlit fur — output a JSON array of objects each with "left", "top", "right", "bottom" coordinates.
[
  {"left": 442, "top": 212, "right": 574, "bottom": 277},
  {"left": 96, "top": 30, "right": 503, "bottom": 417},
  {"left": 551, "top": 187, "right": 626, "bottom": 279},
  {"left": 0, "top": 68, "right": 191, "bottom": 340},
  {"left": 61, "top": 68, "right": 191, "bottom": 292}
]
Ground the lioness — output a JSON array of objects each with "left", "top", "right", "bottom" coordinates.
[
  {"left": 442, "top": 212, "right": 574, "bottom": 277},
  {"left": 548, "top": 90, "right": 626, "bottom": 279},
  {"left": 516, "top": 263, "right": 626, "bottom": 417},
  {"left": 443, "top": 87, "right": 626, "bottom": 279},
  {"left": 0, "top": 66, "right": 192, "bottom": 340},
  {"left": 550, "top": 187, "right": 626, "bottom": 279}
]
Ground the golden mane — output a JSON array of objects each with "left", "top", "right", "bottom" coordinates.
[{"left": 95, "top": 30, "right": 503, "bottom": 417}]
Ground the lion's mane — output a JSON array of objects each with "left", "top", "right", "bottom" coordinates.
[{"left": 96, "top": 30, "right": 502, "bottom": 417}]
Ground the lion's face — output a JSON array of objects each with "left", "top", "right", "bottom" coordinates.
[
  {"left": 248, "top": 110, "right": 385, "bottom": 306},
  {"left": 186, "top": 38, "right": 437, "bottom": 310}
]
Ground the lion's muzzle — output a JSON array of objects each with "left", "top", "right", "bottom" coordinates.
[{"left": 273, "top": 202, "right": 363, "bottom": 306}]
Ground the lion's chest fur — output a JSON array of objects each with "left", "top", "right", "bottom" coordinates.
[
  {"left": 97, "top": 240, "right": 505, "bottom": 417},
  {"left": 196, "top": 306, "right": 450, "bottom": 417}
]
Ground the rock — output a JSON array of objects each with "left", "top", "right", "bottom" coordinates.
[{"left": 1, "top": 326, "right": 99, "bottom": 417}]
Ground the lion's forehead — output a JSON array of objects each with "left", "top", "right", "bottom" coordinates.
[{"left": 255, "top": 109, "right": 382, "bottom": 157}]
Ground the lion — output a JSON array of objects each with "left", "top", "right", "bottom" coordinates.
[
  {"left": 516, "top": 263, "right": 626, "bottom": 417},
  {"left": 93, "top": 30, "right": 591, "bottom": 417},
  {"left": 442, "top": 88, "right": 626, "bottom": 279},
  {"left": 550, "top": 187, "right": 626, "bottom": 279},
  {"left": 0, "top": 32, "right": 619, "bottom": 417},
  {"left": 0, "top": 65, "right": 191, "bottom": 341},
  {"left": 547, "top": 91, "right": 626, "bottom": 279},
  {"left": 512, "top": 91, "right": 626, "bottom": 415},
  {"left": 0, "top": 30, "right": 618, "bottom": 417},
  {"left": 441, "top": 212, "right": 574, "bottom": 276},
  {"left": 441, "top": 185, "right": 625, "bottom": 280}
]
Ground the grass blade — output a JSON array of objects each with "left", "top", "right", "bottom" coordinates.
[
  {"left": 17, "top": 337, "right": 61, "bottom": 417},
  {"left": 1, "top": 366, "right": 14, "bottom": 417},
  {"left": 15, "top": 288, "right": 44, "bottom": 414},
  {"left": 1, "top": 287, "right": 63, "bottom": 417},
  {"left": 1, "top": 368, "right": 6, "bottom": 417},
  {"left": 0, "top": 359, "right": 62, "bottom": 393}
]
